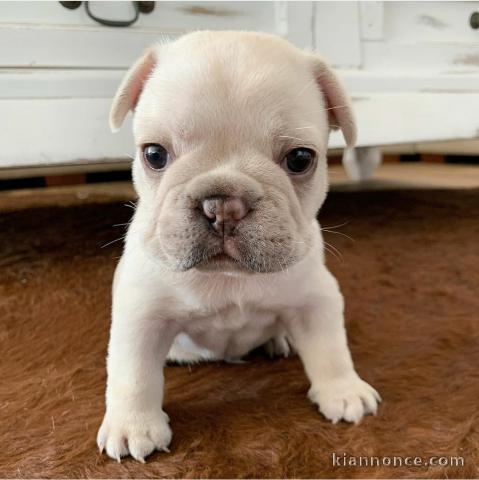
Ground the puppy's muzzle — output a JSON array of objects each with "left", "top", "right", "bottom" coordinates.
[{"left": 201, "top": 196, "right": 250, "bottom": 237}]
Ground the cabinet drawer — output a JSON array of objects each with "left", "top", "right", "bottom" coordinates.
[{"left": 0, "top": 1, "right": 277, "bottom": 68}]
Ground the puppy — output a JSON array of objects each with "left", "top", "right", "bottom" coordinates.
[{"left": 97, "top": 31, "right": 380, "bottom": 462}]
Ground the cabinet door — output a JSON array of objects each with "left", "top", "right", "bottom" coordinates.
[
  {"left": 314, "top": 1, "right": 361, "bottom": 68},
  {"left": 322, "top": 1, "right": 479, "bottom": 148},
  {"left": 362, "top": 1, "right": 479, "bottom": 71}
]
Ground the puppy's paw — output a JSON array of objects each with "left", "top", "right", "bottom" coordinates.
[
  {"left": 97, "top": 408, "right": 171, "bottom": 462},
  {"left": 308, "top": 373, "right": 381, "bottom": 424}
]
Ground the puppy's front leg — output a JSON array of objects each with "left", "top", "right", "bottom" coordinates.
[
  {"left": 97, "top": 266, "right": 178, "bottom": 462},
  {"left": 286, "top": 268, "right": 380, "bottom": 424}
]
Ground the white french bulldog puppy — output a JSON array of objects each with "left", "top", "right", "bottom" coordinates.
[{"left": 97, "top": 31, "right": 380, "bottom": 462}]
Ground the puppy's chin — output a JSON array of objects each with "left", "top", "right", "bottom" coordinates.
[
  {"left": 173, "top": 248, "right": 301, "bottom": 275},
  {"left": 194, "top": 253, "right": 254, "bottom": 275},
  {"left": 172, "top": 250, "right": 256, "bottom": 275}
]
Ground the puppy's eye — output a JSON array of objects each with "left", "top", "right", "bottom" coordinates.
[
  {"left": 281, "top": 148, "right": 315, "bottom": 175},
  {"left": 143, "top": 144, "right": 169, "bottom": 171}
]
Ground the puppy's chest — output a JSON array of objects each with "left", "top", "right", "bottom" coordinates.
[
  {"left": 183, "top": 302, "right": 277, "bottom": 332},
  {"left": 178, "top": 302, "right": 280, "bottom": 356}
]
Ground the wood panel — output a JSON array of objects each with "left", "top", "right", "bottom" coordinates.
[{"left": 2, "top": 92, "right": 479, "bottom": 167}]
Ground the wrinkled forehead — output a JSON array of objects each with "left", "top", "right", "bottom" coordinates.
[{"left": 133, "top": 46, "right": 327, "bottom": 152}]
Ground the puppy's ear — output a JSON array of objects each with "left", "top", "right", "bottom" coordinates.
[
  {"left": 309, "top": 54, "right": 357, "bottom": 147},
  {"left": 109, "top": 46, "right": 158, "bottom": 132}
]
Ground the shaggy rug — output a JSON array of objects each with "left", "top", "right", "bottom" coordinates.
[{"left": 0, "top": 188, "right": 478, "bottom": 479}]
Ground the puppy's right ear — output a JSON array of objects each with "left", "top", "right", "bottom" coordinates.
[{"left": 109, "top": 46, "right": 158, "bottom": 132}]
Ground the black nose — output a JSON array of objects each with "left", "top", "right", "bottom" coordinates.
[{"left": 201, "top": 196, "right": 250, "bottom": 236}]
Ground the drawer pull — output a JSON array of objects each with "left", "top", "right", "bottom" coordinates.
[
  {"left": 59, "top": 1, "right": 81, "bottom": 9},
  {"left": 470, "top": 11, "right": 479, "bottom": 29},
  {"left": 59, "top": 1, "right": 155, "bottom": 27}
]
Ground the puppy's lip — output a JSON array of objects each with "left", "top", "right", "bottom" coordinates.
[
  {"left": 209, "top": 253, "right": 234, "bottom": 262},
  {"left": 204, "top": 238, "right": 241, "bottom": 263},
  {"left": 206, "top": 252, "right": 242, "bottom": 267},
  {"left": 195, "top": 249, "right": 252, "bottom": 274}
]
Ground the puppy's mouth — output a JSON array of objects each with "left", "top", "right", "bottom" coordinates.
[
  {"left": 163, "top": 211, "right": 304, "bottom": 274},
  {"left": 205, "top": 252, "right": 238, "bottom": 266},
  {"left": 195, "top": 248, "right": 252, "bottom": 274},
  {"left": 209, "top": 253, "right": 235, "bottom": 262}
]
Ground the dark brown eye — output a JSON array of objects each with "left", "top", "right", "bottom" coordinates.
[
  {"left": 282, "top": 148, "right": 315, "bottom": 175},
  {"left": 143, "top": 144, "right": 169, "bottom": 171}
]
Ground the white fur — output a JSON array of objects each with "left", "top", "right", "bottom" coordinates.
[{"left": 97, "top": 31, "right": 380, "bottom": 462}]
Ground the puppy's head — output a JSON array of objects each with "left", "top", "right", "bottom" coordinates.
[{"left": 112, "top": 31, "right": 356, "bottom": 274}]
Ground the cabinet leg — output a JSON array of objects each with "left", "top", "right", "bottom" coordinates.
[{"left": 342, "top": 147, "right": 381, "bottom": 181}]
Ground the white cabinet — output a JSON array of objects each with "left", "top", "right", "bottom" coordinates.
[
  {"left": 1, "top": 1, "right": 307, "bottom": 168},
  {"left": 319, "top": 2, "right": 479, "bottom": 150},
  {"left": 1, "top": 1, "right": 479, "bottom": 169}
]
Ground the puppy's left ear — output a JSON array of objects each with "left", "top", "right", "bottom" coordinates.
[
  {"left": 109, "top": 46, "right": 158, "bottom": 132},
  {"left": 308, "top": 54, "right": 357, "bottom": 147}
]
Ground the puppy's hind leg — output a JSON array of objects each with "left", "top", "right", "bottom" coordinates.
[
  {"left": 167, "top": 333, "right": 221, "bottom": 364},
  {"left": 263, "top": 332, "right": 294, "bottom": 358}
]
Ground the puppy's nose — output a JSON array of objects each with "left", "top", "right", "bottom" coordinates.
[{"left": 201, "top": 196, "right": 250, "bottom": 236}]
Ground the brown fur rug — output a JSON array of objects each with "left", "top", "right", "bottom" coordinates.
[{"left": 1, "top": 188, "right": 478, "bottom": 479}]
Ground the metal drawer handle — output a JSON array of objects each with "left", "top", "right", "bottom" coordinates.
[
  {"left": 470, "top": 11, "right": 479, "bottom": 29},
  {"left": 59, "top": 1, "right": 155, "bottom": 27},
  {"left": 85, "top": 1, "right": 139, "bottom": 27}
]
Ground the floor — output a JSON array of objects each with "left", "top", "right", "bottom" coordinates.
[
  {"left": 0, "top": 173, "right": 478, "bottom": 478},
  {"left": 329, "top": 163, "right": 479, "bottom": 190},
  {"left": 0, "top": 163, "right": 478, "bottom": 213}
]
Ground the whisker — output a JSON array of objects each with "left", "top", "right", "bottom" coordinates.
[
  {"left": 324, "top": 105, "right": 349, "bottom": 111},
  {"left": 321, "top": 229, "right": 355, "bottom": 242},
  {"left": 278, "top": 135, "right": 305, "bottom": 142},
  {"left": 295, "top": 77, "right": 317, "bottom": 98},
  {"left": 323, "top": 244, "right": 342, "bottom": 263},
  {"left": 326, "top": 242, "right": 343, "bottom": 260},
  {"left": 305, "top": 105, "right": 348, "bottom": 113},
  {"left": 323, "top": 240, "right": 344, "bottom": 263},
  {"left": 322, "top": 221, "right": 350, "bottom": 230},
  {"left": 321, "top": 221, "right": 354, "bottom": 241},
  {"left": 101, "top": 235, "right": 126, "bottom": 249},
  {"left": 124, "top": 201, "right": 137, "bottom": 210}
]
